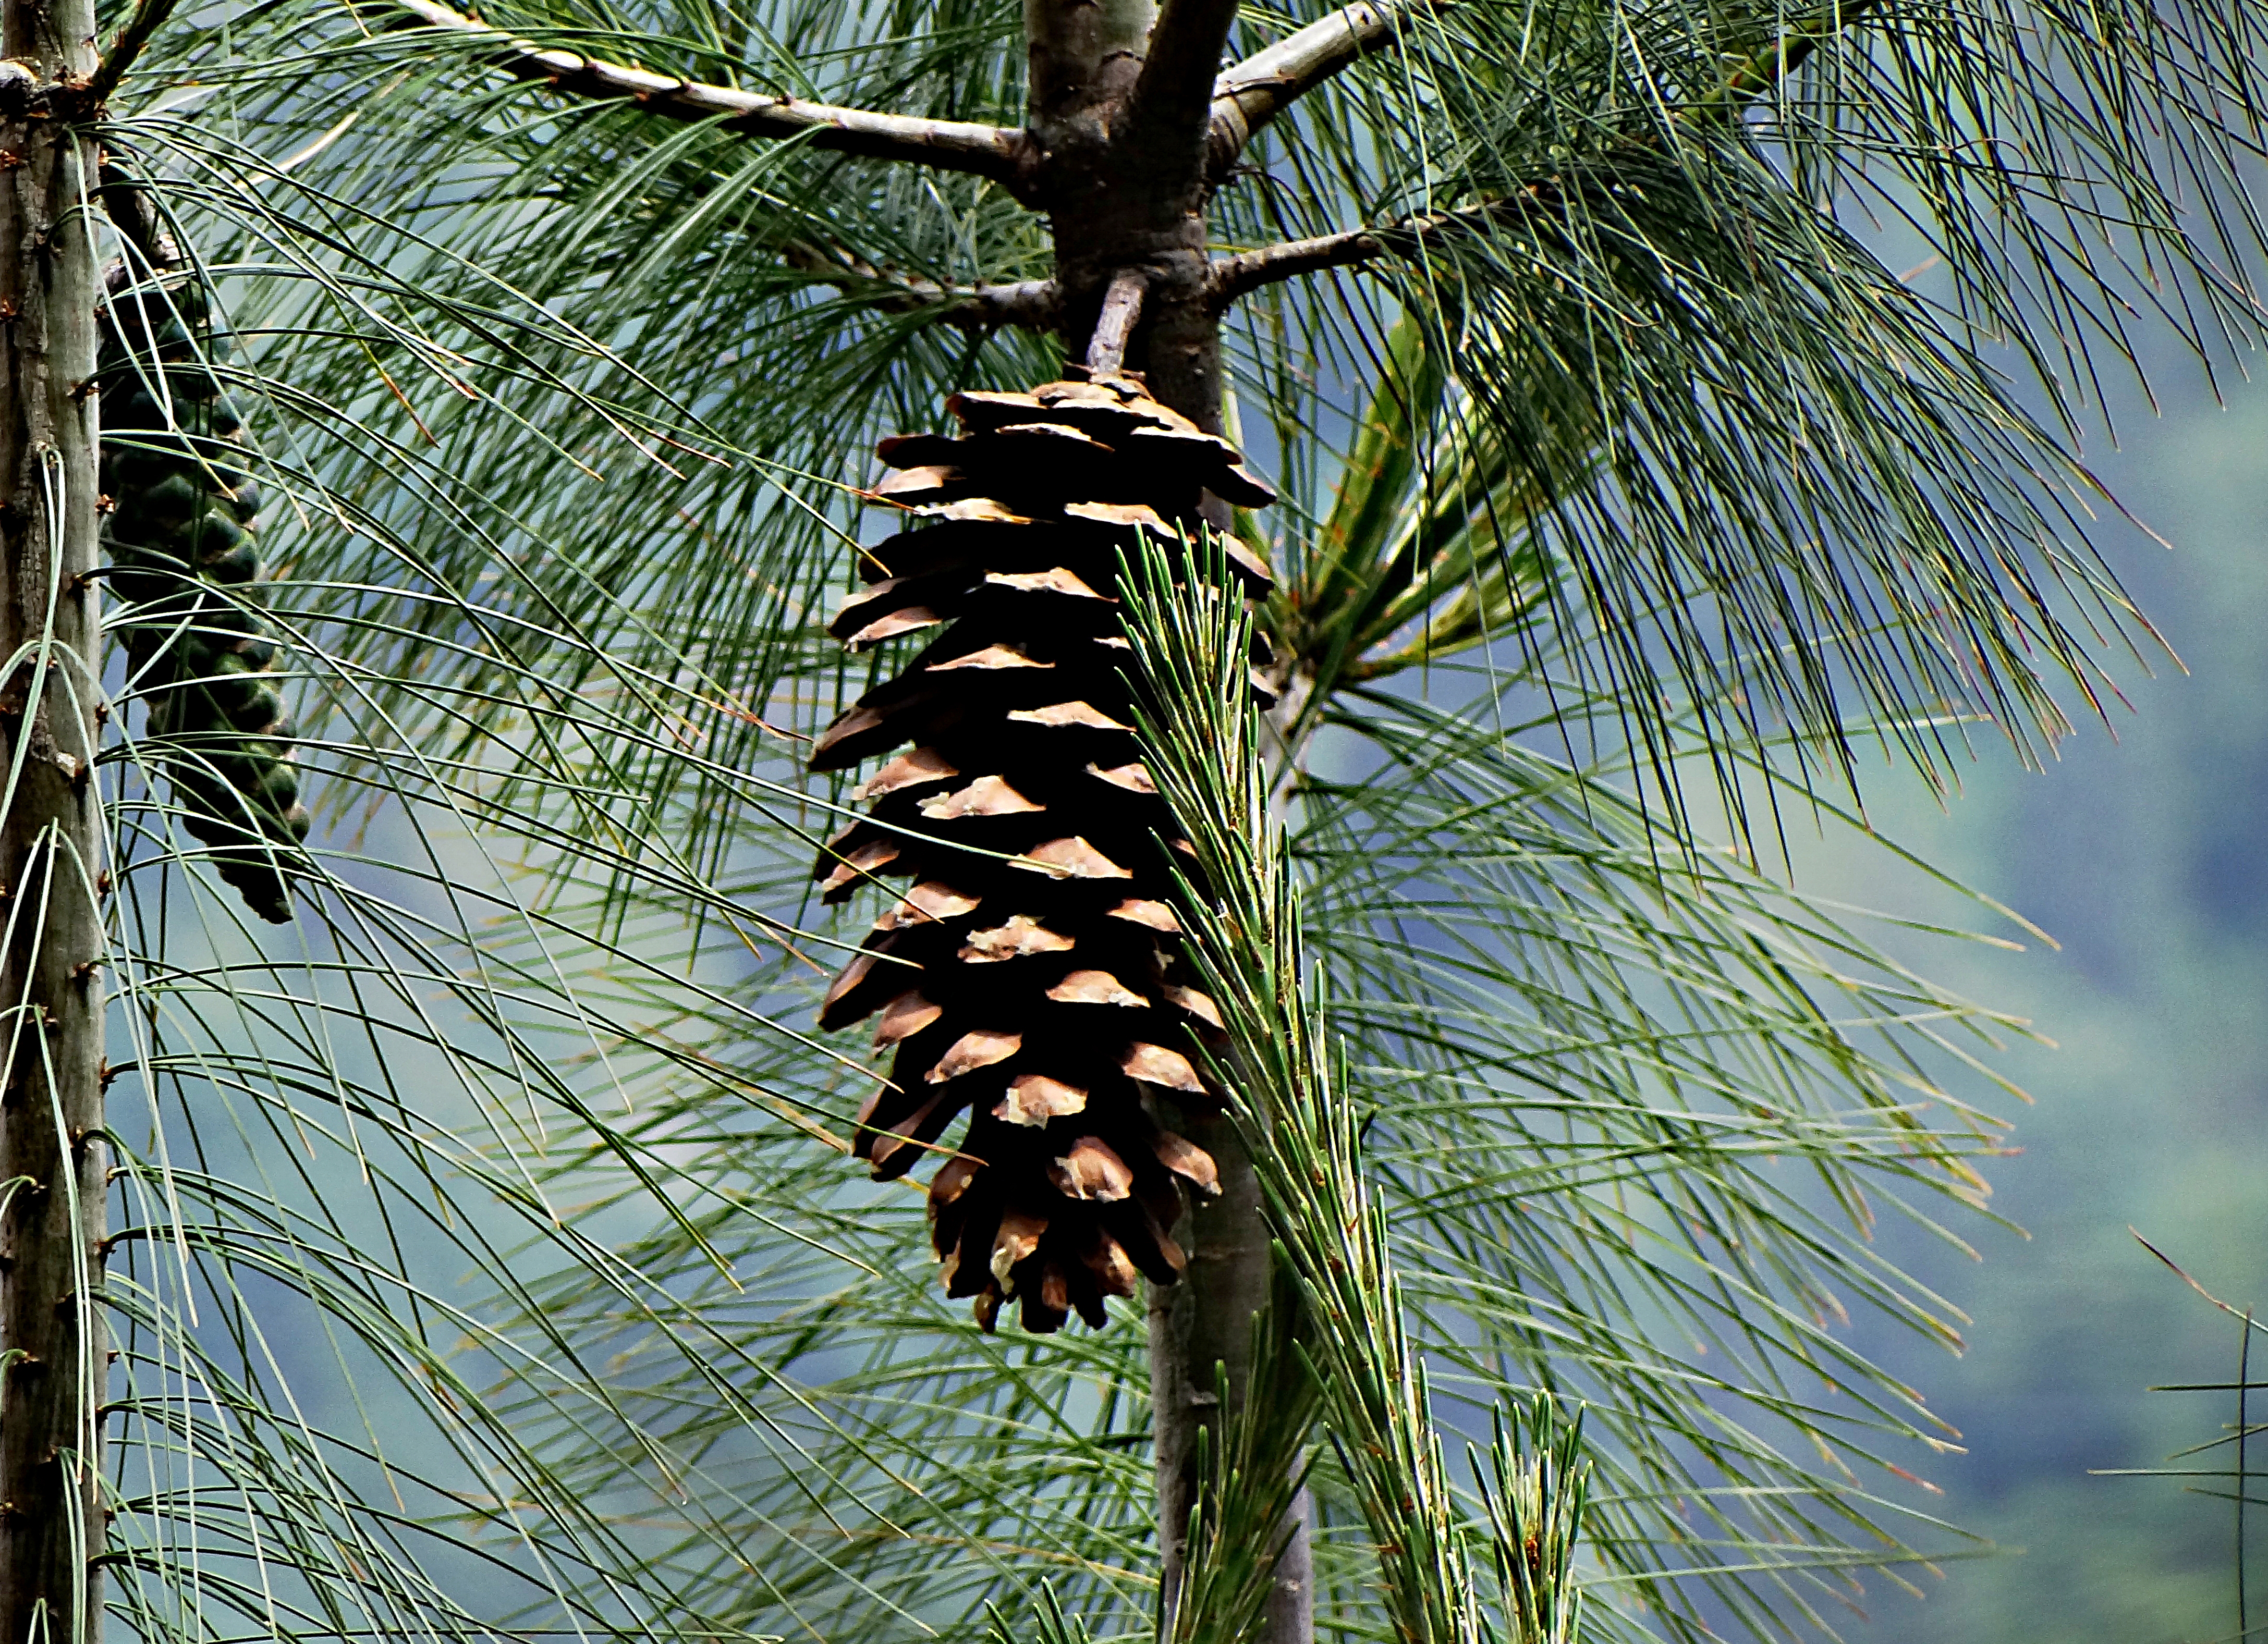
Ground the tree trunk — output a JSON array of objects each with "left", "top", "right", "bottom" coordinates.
[
  {"left": 1021, "top": 3, "right": 1314, "bottom": 1635},
  {"left": 1147, "top": 1119, "right": 1313, "bottom": 1641},
  {"left": 0, "top": 4, "right": 108, "bottom": 1640}
]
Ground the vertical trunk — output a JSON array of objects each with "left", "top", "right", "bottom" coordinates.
[
  {"left": 0, "top": 6, "right": 107, "bottom": 1642},
  {"left": 1124, "top": 242, "right": 1314, "bottom": 1644},
  {"left": 1021, "top": 4, "right": 1314, "bottom": 1632},
  {"left": 1147, "top": 1119, "right": 1314, "bottom": 1641}
]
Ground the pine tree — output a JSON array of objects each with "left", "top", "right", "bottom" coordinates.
[{"left": 13, "top": 0, "right": 2268, "bottom": 1642}]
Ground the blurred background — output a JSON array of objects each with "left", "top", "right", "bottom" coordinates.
[{"left": 1817, "top": 352, "right": 2268, "bottom": 1644}]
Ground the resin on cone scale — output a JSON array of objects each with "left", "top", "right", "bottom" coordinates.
[{"left": 810, "top": 370, "right": 1273, "bottom": 1333}]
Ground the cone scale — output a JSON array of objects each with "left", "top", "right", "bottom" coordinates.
[{"left": 811, "top": 369, "right": 1273, "bottom": 1333}]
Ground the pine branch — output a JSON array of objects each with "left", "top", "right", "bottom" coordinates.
[
  {"left": 1127, "top": 0, "right": 1246, "bottom": 167},
  {"left": 86, "top": 0, "right": 182, "bottom": 105},
  {"left": 1206, "top": 225, "right": 1387, "bottom": 305},
  {"left": 382, "top": 0, "right": 1041, "bottom": 195},
  {"left": 1208, "top": 0, "right": 1878, "bottom": 302},
  {"left": 778, "top": 240, "right": 1059, "bottom": 330},
  {"left": 1082, "top": 268, "right": 1149, "bottom": 370},
  {"left": 1120, "top": 538, "right": 1501, "bottom": 1644},
  {"left": 1209, "top": 197, "right": 1557, "bottom": 306},
  {"left": 1207, "top": 0, "right": 1437, "bottom": 180}
]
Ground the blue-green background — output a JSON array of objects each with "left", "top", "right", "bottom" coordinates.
[{"left": 1826, "top": 365, "right": 2268, "bottom": 1644}]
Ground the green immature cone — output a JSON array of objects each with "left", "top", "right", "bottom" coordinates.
[{"left": 101, "top": 274, "right": 310, "bottom": 924}]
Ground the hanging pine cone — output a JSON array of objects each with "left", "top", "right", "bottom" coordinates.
[
  {"left": 810, "top": 369, "right": 1275, "bottom": 1334},
  {"left": 101, "top": 272, "right": 310, "bottom": 924}
]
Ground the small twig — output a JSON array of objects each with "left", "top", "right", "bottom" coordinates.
[
  {"left": 85, "top": 0, "right": 183, "bottom": 106},
  {"left": 1084, "top": 269, "right": 1150, "bottom": 374},
  {"left": 1700, "top": 0, "right": 1880, "bottom": 112},
  {"left": 382, "top": 0, "right": 1041, "bottom": 199}
]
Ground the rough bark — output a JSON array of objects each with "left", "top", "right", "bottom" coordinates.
[{"left": 0, "top": 1, "right": 108, "bottom": 1640}]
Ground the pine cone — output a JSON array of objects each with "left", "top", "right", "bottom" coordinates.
[
  {"left": 810, "top": 371, "right": 1275, "bottom": 1333},
  {"left": 101, "top": 275, "right": 310, "bottom": 924}
]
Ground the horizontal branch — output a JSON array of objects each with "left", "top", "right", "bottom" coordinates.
[
  {"left": 1206, "top": 227, "right": 1389, "bottom": 305},
  {"left": 1208, "top": 0, "right": 1437, "bottom": 180},
  {"left": 936, "top": 278, "right": 1063, "bottom": 330},
  {"left": 1206, "top": 184, "right": 1618, "bottom": 303},
  {"left": 386, "top": 0, "right": 1040, "bottom": 197},
  {"left": 780, "top": 241, "right": 1059, "bottom": 331}
]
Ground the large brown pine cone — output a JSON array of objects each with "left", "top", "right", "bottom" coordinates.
[{"left": 809, "top": 369, "right": 1274, "bottom": 1333}]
